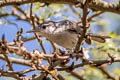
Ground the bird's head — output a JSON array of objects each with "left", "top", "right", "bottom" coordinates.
[{"left": 27, "top": 21, "right": 56, "bottom": 36}]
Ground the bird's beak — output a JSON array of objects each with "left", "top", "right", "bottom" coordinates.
[
  {"left": 26, "top": 30, "right": 37, "bottom": 33},
  {"left": 27, "top": 27, "right": 40, "bottom": 33}
]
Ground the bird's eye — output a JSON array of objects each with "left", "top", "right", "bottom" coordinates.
[{"left": 42, "top": 25, "right": 46, "bottom": 29}]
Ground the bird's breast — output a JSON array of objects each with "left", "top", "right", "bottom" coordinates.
[{"left": 47, "top": 31, "right": 78, "bottom": 49}]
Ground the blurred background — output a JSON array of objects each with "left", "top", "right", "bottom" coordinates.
[{"left": 0, "top": 0, "right": 120, "bottom": 80}]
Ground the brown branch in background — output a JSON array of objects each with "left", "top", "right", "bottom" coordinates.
[
  {"left": 87, "top": 11, "right": 104, "bottom": 22},
  {"left": 13, "top": 5, "right": 40, "bottom": 25},
  {"left": 1, "top": 35, "right": 13, "bottom": 71},
  {"left": 0, "top": 69, "right": 24, "bottom": 80},
  {"left": 20, "top": 68, "right": 35, "bottom": 74},
  {"left": 82, "top": 0, "right": 89, "bottom": 29},
  {"left": 0, "top": 0, "right": 120, "bottom": 14},
  {"left": 98, "top": 65, "right": 118, "bottom": 80},
  {"left": 1, "top": 37, "right": 119, "bottom": 80},
  {"left": 69, "top": 5, "right": 81, "bottom": 17},
  {"left": 1, "top": 39, "right": 120, "bottom": 70},
  {"left": 77, "top": 11, "right": 104, "bottom": 23},
  {"left": 0, "top": 7, "right": 103, "bottom": 28},
  {"left": 38, "top": 66, "right": 59, "bottom": 80},
  {"left": 1, "top": 37, "right": 120, "bottom": 69},
  {"left": 0, "top": 54, "right": 31, "bottom": 66},
  {"left": 0, "top": 10, "right": 31, "bottom": 23},
  {"left": 49, "top": 40, "right": 57, "bottom": 52},
  {"left": 57, "top": 74, "right": 65, "bottom": 80},
  {"left": 70, "top": 70, "right": 88, "bottom": 80},
  {"left": 14, "top": 6, "right": 27, "bottom": 16},
  {"left": 75, "top": 0, "right": 89, "bottom": 51},
  {"left": 0, "top": 0, "right": 119, "bottom": 80},
  {"left": 56, "top": 57, "right": 120, "bottom": 71},
  {"left": 6, "top": 37, "right": 36, "bottom": 47},
  {"left": 0, "top": 49, "right": 120, "bottom": 72},
  {"left": 1, "top": 45, "right": 82, "bottom": 60},
  {"left": 21, "top": 36, "right": 36, "bottom": 42},
  {"left": 29, "top": 1, "right": 60, "bottom": 80},
  {"left": 2, "top": 52, "right": 13, "bottom": 71},
  {"left": 34, "top": 73, "right": 46, "bottom": 80},
  {"left": 0, "top": 35, "right": 23, "bottom": 80},
  {"left": 16, "top": 27, "right": 23, "bottom": 41},
  {"left": 29, "top": 0, "right": 46, "bottom": 54},
  {"left": 0, "top": 39, "right": 120, "bottom": 79},
  {"left": 35, "top": 73, "right": 64, "bottom": 80}
]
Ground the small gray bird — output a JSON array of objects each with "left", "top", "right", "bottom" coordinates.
[{"left": 27, "top": 20, "right": 110, "bottom": 50}]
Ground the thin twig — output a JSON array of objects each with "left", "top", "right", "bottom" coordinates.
[
  {"left": 57, "top": 74, "right": 65, "bottom": 80},
  {"left": 49, "top": 40, "right": 57, "bottom": 52},
  {"left": 13, "top": 6, "right": 40, "bottom": 25},
  {"left": 38, "top": 66, "right": 59, "bottom": 80},
  {"left": 0, "top": 69, "right": 23, "bottom": 80},
  {"left": 98, "top": 65, "right": 117, "bottom": 80},
  {"left": 2, "top": 53, "right": 13, "bottom": 71},
  {"left": 20, "top": 68, "right": 35, "bottom": 74},
  {"left": 70, "top": 70, "right": 88, "bottom": 80},
  {"left": 77, "top": 11, "right": 104, "bottom": 23},
  {"left": 1, "top": 35, "right": 13, "bottom": 71},
  {"left": 56, "top": 58, "right": 120, "bottom": 71},
  {"left": 0, "top": 54, "right": 31, "bottom": 66},
  {"left": 29, "top": 0, "right": 46, "bottom": 54}
]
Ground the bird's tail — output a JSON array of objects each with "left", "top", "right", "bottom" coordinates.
[{"left": 87, "top": 33, "right": 111, "bottom": 43}]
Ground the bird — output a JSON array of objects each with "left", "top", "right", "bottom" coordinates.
[{"left": 27, "top": 20, "right": 111, "bottom": 50}]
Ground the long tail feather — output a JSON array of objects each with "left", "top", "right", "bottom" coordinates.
[{"left": 88, "top": 33, "right": 111, "bottom": 43}]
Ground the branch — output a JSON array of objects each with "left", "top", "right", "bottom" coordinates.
[
  {"left": 70, "top": 70, "right": 88, "bottom": 80},
  {"left": 0, "top": 54, "right": 31, "bottom": 66},
  {"left": 57, "top": 74, "right": 65, "bottom": 80},
  {"left": 57, "top": 58, "right": 120, "bottom": 71},
  {"left": 38, "top": 66, "right": 59, "bottom": 80},
  {"left": 0, "top": 0, "right": 120, "bottom": 14},
  {"left": 34, "top": 73, "right": 46, "bottom": 80},
  {"left": 2, "top": 52, "right": 13, "bottom": 71},
  {"left": 77, "top": 11, "right": 104, "bottom": 23},
  {"left": 29, "top": 0, "right": 46, "bottom": 54},
  {"left": 98, "top": 65, "right": 118, "bottom": 80},
  {"left": 74, "top": 0, "right": 89, "bottom": 52},
  {"left": 0, "top": 69, "right": 22, "bottom": 80},
  {"left": 0, "top": 11, "right": 30, "bottom": 23},
  {"left": 13, "top": 5, "right": 40, "bottom": 25},
  {"left": 1, "top": 35, "right": 14, "bottom": 71}
]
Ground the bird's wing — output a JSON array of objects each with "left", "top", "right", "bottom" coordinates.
[{"left": 55, "top": 20, "right": 83, "bottom": 34}]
